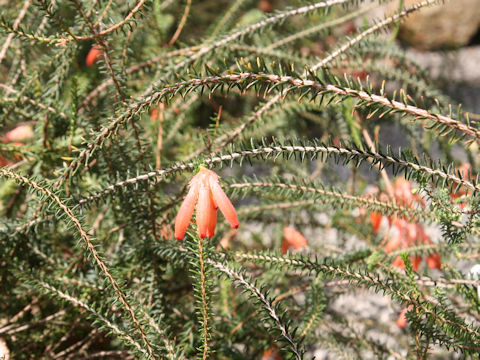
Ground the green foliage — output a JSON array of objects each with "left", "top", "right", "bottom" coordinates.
[{"left": 0, "top": 0, "right": 479, "bottom": 358}]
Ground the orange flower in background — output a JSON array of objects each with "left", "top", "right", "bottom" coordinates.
[
  {"left": 368, "top": 178, "right": 441, "bottom": 271},
  {"left": 364, "top": 186, "right": 388, "bottom": 232},
  {"left": 216, "top": 229, "right": 237, "bottom": 251},
  {"left": 391, "top": 255, "right": 405, "bottom": 269},
  {"left": 386, "top": 218, "right": 430, "bottom": 272},
  {"left": 1, "top": 124, "right": 33, "bottom": 143},
  {"left": 370, "top": 211, "right": 383, "bottom": 233},
  {"left": 393, "top": 178, "right": 414, "bottom": 206},
  {"left": 426, "top": 253, "right": 441, "bottom": 270},
  {"left": 391, "top": 255, "right": 422, "bottom": 272},
  {"left": 174, "top": 167, "right": 239, "bottom": 240},
  {"left": 262, "top": 348, "right": 281, "bottom": 360},
  {"left": 451, "top": 163, "right": 471, "bottom": 198},
  {"left": 384, "top": 233, "right": 401, "bottom": 254},
  {"left": 150, "top": 107, "right": 159, "bottom": 121},
  {"left": 450, "top": 163, "right": 475, "bottom": 209},
  {"left": 0, "top": 155, "right": 7, "bottom": 167},
  {"left": 396, "top": 308, "right": 407, "bottom": 328},
  {"left": 0, "top": 124, "right": 34, "bottom": 167},
  {"left": 397, "top": 305, "right": 414, "bottom": 328},
  {"left": 281, "top": 226, "right": 307, "bottom": 254},
  {"left": 86, "top": 45, "right": 102, "bottom": 66},
  {"left": 258, "top": 0, "right": 272, "bottom": 13}
]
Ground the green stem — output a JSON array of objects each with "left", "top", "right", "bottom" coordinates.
[{"left": 197, "top": 237, "right": 209, "bottom": 360}]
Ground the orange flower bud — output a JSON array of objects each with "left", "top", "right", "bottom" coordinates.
[
  {"left": 370, "top": 211, "right": 382, "bottom": 233},
  {"left": 281, "top": 227, "right": 307, "bottom": 254},
  {"left": 86, "top": 45, "right": 102, "bottom": 66},
  {"left": 2, "top": 125, "right": 33, "bottom": 143},
  {"left": 396, "top": 308, "right": 407, "bottom": 328}
]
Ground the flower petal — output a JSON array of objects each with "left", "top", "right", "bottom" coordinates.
[
  {"left": 2, "top": 125, "right": 34, "bottom": 143},
  {"left": 210, "top": 180, "right": 239, "bottom": 229},
  {"left": 384, "top": 235, "right": 401, "bottom": 253},
  {"left": 283, "top": 226, "right": 307, "bottom": 250},
  {"left": 391, "top": 256, "right": 405, "bottom": 269},
  {"left": 396, "top": 308, "right": 407, "bottom": 328},
  {"left": 206, "top": 196, "right": 217, "bottom": 238},
  {"left": 370, "top": 212, "right": 382, "bottom": 233},
  {"left": 174, "top": 183, "right": 199, "bottom": 240},
  {"left": 86, "top": 45, "right": 102, "bottom": 66},
  {"left": 411, "top": 256, "right": 421, "bottom": 271},
  {"left": 426, "top": 253, "right": 441, "bottom": 269},
  {"left": 196, "top": 183, "right": 211, "bottom": 238}
]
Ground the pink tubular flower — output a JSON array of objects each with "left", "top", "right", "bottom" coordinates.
[
  {"left": 397, "top": 305, "right": 414, "bottom": 328},
  {"left": 396, "top": 308, "right": 407, "bottom": 328},
  {"left": 370, "top": 211, "right": 382, "bottom": 233},
  {"left": 86, "top": 45, "right": 102, "bottom": 66},
  {"left": 1, "top": 124, "right": 33, "bottom": 143},
  {"left": 174, "top": 167, "right": 239, "bottom": 240},
  {"left": 281, "top": 226, "right": 308, "bottom": 254}
]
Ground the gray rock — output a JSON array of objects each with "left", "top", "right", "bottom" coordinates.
[
  {"left": 407, "top": 46, "right": 480, "bottom": 112},
  {"left": 407, "top": 46, "right": 480, "bottom": 85},
  {"left": 388, "top": 0, "right": 480, "bottom": 50}
]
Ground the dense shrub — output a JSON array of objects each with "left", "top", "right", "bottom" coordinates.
[{"left": 1, "top": 0, "right": 479, "bottom": 358}]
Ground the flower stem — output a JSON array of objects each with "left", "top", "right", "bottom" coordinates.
[{"left": 197, "top": 237, "right": 210, "bottom": 360}]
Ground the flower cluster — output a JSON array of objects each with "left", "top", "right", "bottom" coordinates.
[
  {"left": 367, "top": 179, "right": 444, "bottom": 329},
  {"left": 370, "top": 178, "right": 441, "bottom": 271},
  {"left": 385, "top": 218, "right": 441, "bottom": 271},
  {"left": 175, "top": 167, "right": 239, "bottom": 240}
]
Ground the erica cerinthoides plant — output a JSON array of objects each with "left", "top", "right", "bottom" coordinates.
[{"left": 2, "top": 0, "right": 480, "bottom": 358}]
